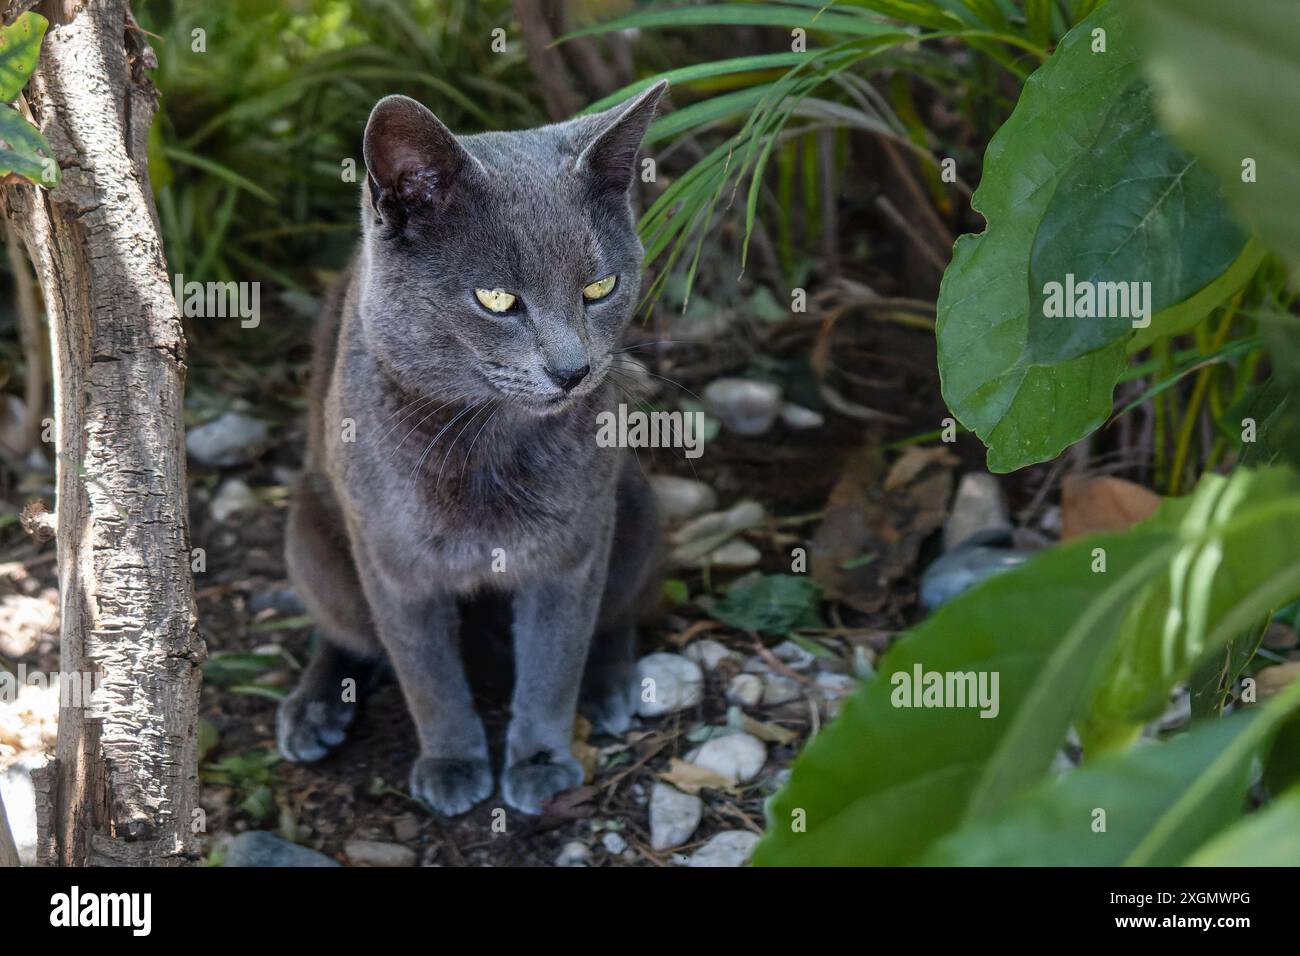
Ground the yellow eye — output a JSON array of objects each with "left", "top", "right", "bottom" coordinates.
[
  {"left": 582, "top": 275, "right": 617, "bottom": 301},
  {"left": 474, "top": 288, "right": 517, "bottom": 313}
]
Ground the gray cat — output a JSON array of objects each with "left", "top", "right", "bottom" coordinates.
[{"left": 276, "top": 82, "right": 667, "bottom": 816}]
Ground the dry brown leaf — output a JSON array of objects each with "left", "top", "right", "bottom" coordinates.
[
  {"left": 1255, "top": 662, "right": 1300, "bottom": 699},
  {"left": 667, "top": 619, "right": 725, "bottom": 648},
  {"left": 1061, "top": 475, "right": 1161, "bottom": 540},
  {"left": 810, "top": 444, "right": 953, "bottom": 614},
  {"left": 884, "top": 445, "right": 959, "bottom": 492},
  {"left": 656, "top": 757, "right": 738, "bottom": 795},
  {"left": 735, "top": 714, "right": 798, "bottom": 746}
]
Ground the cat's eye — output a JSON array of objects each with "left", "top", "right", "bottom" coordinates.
[
  {"left": 474, "top": 288, "right": 517, "bottom": 313},
  {"left": 582, "top": 275, "right": 617, "bottom": 301}
]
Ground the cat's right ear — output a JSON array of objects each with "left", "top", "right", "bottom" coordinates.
[{"left": 363, "top": 95, "right": 479, "bottom": 224}]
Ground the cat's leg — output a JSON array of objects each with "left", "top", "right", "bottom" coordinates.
[
  {"left": 278, "top": 638, "right": 380, "bottom": 762},
  {"left": 581, "top": 458, "right": 661, "bottom": 735},
  {"left": 580, "top": 622, "right": 638, "bottom": 736},
  {"left": 279, "top": 474, "right": 383, "bottom": 763},
  {"left": 503, "top": 524, "right": 614, "bottom": 814},
  {"left": 353, "top": 542, "right": 492, "bottom": 817}
]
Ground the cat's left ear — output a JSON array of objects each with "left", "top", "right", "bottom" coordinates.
[
  {"left": 576, "top": 80, "right": 668, "bottom": 194},
  {"left": 363, "top": 94, "right": 482, "bottom": 224}
]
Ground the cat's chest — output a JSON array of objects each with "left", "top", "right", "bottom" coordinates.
[{"left": 341, "top": 405, "right": 614, "bottom": 577}]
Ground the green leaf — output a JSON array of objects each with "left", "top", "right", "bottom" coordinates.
[
  {"left": 1136, "top": 0, "right": 1300, "bottom": 271},
  {"left": 202, "top": 651, "right": 286, "bottom": 687},
  {"left": 1128, "top": 239, "right": 1266, "bottom": 353},
  {"left": 228, "top": 683, "right": 289, "bottom": 702},
  {"left": 0, "top": 12, "right": 47, "bottom": 102},
  {"left": 937, "top": 3, "right": 1141, "bottom": 472},
  {"left": 754, "top": 526, "right": 1177, "bottom": 865},
  {"left": 163, "top": 145, "right": 277, "bottom": 205},
  {"left": 936, "top": 2, "right": 1244, "bottom": 472},
  {"left": 1085, "top": 467, "right": 1300, "bottom": 746},
  {"left": 560, "top": 4, "right": 906, "bottom": 42},
  {"left": 198, "top": 718, "right": 220, "bottom": 764},
  {"left": 924, "top": 680, "right": 1300, "bottom": 865},
  {"left": 1186, "top": 785, "right": 1300, "bottom": 866},
  {"left": 0, "top": 103, "right": 55, "bottom": 184},
  {"left": 711, "top": 574, "right": 822, "bottom": 635},
  {"left": 1025, "top": 81, "right": 1246, "bottom": 364},
  {"left": 582, "top": 52, "right": 826, "bottom": 115}
]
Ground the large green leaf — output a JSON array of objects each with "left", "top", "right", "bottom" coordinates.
[
  {"left": 756, "top": 466, "right": 1300, "bottom": 866},
  {"left": 1085, "top": 468, "right": 1300, "bottom": 748},
  {"left": 937, "top": 4, "right": 1137, "bottom": 472},
  {"left": 1186, "top": 786, "right": 1300, "bottom": 866},
  {"left": 754, "top": 527, "right": 1177, "bottom": 865},
  {"left": 936, "top": 1, "right": 1245, "bottom": 472},
  {"left": 923, "top": 680, "right": 1300, "bottom": 866},
  {"left": 1026, "top": 81, "right": 1245, "bottom": 364},
  {"left": 1137, "top": 0, "right": 1300, "bottom": 272},
  {"left": 0, "top": 11, "right": 46, "bottom": 101}
]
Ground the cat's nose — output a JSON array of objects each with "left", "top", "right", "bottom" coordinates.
[{"left": 546, "top": 363, "right": 590, "bottom": 392}]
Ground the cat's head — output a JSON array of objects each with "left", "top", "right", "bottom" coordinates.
[{"left": 357, "top": 81, "right": 667, "bottom": 415}]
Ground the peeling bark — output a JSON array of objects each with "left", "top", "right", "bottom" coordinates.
[{"left": 2, "top": 0, "right": 204, "bottom": 866}]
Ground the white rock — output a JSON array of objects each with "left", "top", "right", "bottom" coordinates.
[
  {"left": 725, "top": 673, "right": 763, "bottom": 708},
  {"left": 343, "top": 839, "right": 416, "bottom": 867},
  {"left": 211, "top": 478, "right": 258, "bottom": 523},
  {"left": 649, "top": 475, "right": 717, "bottom": 524},
  {"left": 762, "top": 674, "right": 803, "bottom": 706},
  {"left": 815, "top": 672, "right": 857, "bottom": 699},
  {"left": 601, "top": 831, "right": 628, "bottom": 855},
  {"left": 689, "top": 830, "right": 760, "bottom": 867},
  {"left": 555, "top": 841, "right": 592, "bottom": 867},
  {"left": 772, "top": 640, "right": 816, "bottom": 671},
  {"left": 1039, "top": 505, "right": 1063, "bottom": 537},
  {"left": 671, "top": 499, "right": 766, "bottom": 548},
  {"left": 685, "top": 732, "right": 766, "bottom": 785},
  {"left": 186, "top": 411, "right": 270, "bottom": 467},
  {"left": 943, "top": 472, "right": 1011, "bottom": 552},
  {"left": 780, "top": 402, "right": 824, "bottom": 430},
  {"left": 697, "top": 539, "right": 760, "bottom": 570},
  {"left": 649, "top": 782, "right": 702, "bottom": 850},
  {"left": 0, "top": 754, "right": 42, "bottom": 865},
  {"left": 684, "top": 638, "right": 738, "bottom": 671},
  {"left": 704, "top": 378, "right": 783, "bottom": 436},
  {"left": 636, "top": 653, "right": 704, "bottom": 717}
]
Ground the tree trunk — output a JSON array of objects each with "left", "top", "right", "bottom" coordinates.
[{"left": 2, "top": 0, "right": 204, "bottom": 866}]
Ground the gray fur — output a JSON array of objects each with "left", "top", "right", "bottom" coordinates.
[{"left": 277, "top": 83, "right": 667, "bottom": 816}]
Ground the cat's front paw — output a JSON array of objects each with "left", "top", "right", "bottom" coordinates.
[
  {"left": 581, "top": 675, "right": 638, "bottom": 736},
  {"left": 277, "top": 688, "right": 357, "bottom": 763},
  {"left": 410, "top": 757, "right": 494, "bottom": 817},
  {"left": 501, "top": 750, "right": 584, "bottom": 815}
]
